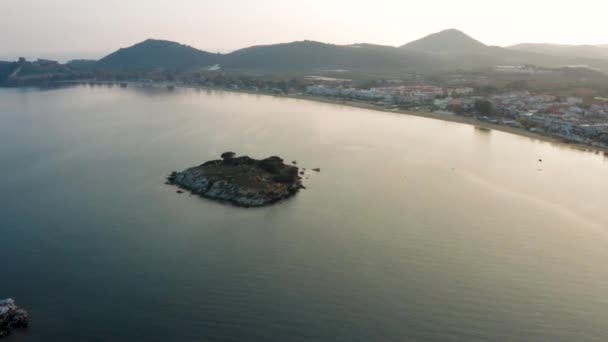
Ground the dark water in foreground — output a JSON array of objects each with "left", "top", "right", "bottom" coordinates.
[{"left": 1, "top": 86, "right": 607, "bottom": 341}]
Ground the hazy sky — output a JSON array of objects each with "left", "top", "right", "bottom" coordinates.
[{"left": 2, "top": 0, "right": 608, "bottom": 60}]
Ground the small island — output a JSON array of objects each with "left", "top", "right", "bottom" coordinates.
[
  {"left": 167, "top": 153, "right": 304, "bottom": 207},
  {"left": 0, "top": 299, "right": 28, "bottom": 338}
]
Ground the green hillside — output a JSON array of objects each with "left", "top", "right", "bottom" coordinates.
[
  {"left": 97, "top": 39, "right": 220, "bottom": 70},
  {"left": 223, "top": 40, "right": 440, "bottom": 74},
  {"left": 401, "top": 29, "right": 488, "bottom": 54}
]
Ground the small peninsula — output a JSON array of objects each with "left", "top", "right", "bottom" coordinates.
[{"left": 167, "top": 153, "right": 304, "bottom": 207}]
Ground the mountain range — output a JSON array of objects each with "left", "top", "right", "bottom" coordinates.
[
  {"left": 97, "top": 39, "right": 440, "bottom": 75},
  {"left": 93, "top": 29, "right": 608, "bottom": 76},
  {"left": 4, "top": 29, "right": 608, "bottom": 82}
]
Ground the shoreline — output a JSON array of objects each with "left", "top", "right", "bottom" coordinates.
[
  {"left": 7, "top": 82, "right": 608, "bottom": 155},
  {"left": 223, "top": 88, "right": 608, "bottom": 155}
]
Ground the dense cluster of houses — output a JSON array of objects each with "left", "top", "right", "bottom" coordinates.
[
  {"left": 306, "top": 85, "right": 473, "bottom": 104},
  {"left": 307, "top": 85, "right": 390, "bottom": 101},
  {"left": 473, "top": 92, "right": 608, "bottom": 147},
  {"left": 305, "top": 85, "right": 608, "bottom": 147},
  {"left": 477, "top": 91, "right": 608, "bottom": 146}
]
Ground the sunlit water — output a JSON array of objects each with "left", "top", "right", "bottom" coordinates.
[{"left": 1, "top": 86, "right": 607, "bottom": 341}]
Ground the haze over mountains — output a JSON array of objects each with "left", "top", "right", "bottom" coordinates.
[{"left": 507, "top": 43, "right": 608, "bottom": 60}]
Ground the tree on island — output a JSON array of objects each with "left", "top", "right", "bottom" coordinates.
[{"left": 221, "top": 152, "right": 236, "bottom": 160}]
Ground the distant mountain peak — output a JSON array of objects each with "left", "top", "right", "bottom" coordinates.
[
  {"left": 134, "top": 39, "right": 189, "bottom": 48},
  {"left": 440, "top": 28, "right": 466, "bottom": 34},
  {"left": 400, "top": 29, "right": 488, "bottom": 54}
]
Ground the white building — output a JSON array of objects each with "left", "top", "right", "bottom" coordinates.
[{"left": 566, "top": 97, "right": 583, "bottom": 105}]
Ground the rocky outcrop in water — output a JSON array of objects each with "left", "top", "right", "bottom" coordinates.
[
  {"left": 167, "top": 153, "right": 304, "bottom": 207},
  {"left": 0, "top": 299, "right": 28, "bottom": 338}
]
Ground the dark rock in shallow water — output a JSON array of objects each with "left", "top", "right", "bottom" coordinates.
[
  {"left": 312, "top": 168, "right": 321, "bottom": 172},
  {"left": 0, "top": 299, "right": 28, "bottom": 338},
  {"left": 167, "top": 153, "right": 304, "bottom": 207}
]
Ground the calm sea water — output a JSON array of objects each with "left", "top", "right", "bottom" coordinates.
[{"left": 1, "top": 86, "right": 607, "bottom": 341}]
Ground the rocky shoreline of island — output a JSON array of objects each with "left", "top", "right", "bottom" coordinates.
[
  {"left": 167, "top": 153, "right": 306, "bottom": 207},
  {"left": 0, "top": 299, "right": 28, "bottom": 338}
]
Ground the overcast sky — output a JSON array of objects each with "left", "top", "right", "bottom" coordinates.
[{"left": 2, "top": 0, "right": 608, "bottom": 60}]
